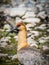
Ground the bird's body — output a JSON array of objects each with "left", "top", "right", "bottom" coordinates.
[{"left": 11, "top": 22, "right": 49, "bottom": 65}]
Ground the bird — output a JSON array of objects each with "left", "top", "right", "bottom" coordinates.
[{"left": 10, "top": 21, "right": 49, "bottom": 65}]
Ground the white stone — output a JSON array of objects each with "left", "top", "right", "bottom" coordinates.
[
  {"left": 4, "top": 7, "right": 26, "bottom": 17},
  {"left": 26, "top": 24, "right": 34, "bottom": 28},
  {"left": 35, "top": 24, "right": 46, "bottom": 30},
  {"left": 22, "top": 11, "right": 36, "bottom": 18},
  {"left": 1, "top": 37, "right": 10, "bottom": 42},
  {"left": 47, "top": 29, "right": 49, "bottom": 32},
  {"left": 42, "top": 46, "right": 49, "bottom": 51},
  {"left": 30, "top": 31, "right": 41, "bottom": 36},
  {"left": 30, "top": 43, "right": 38, "bottom": 48},
  {"left": 38, "top": 37, "right": 47, "bottom": 43},
  {"left": 23, "top": 18, "right": 40, "bottom": 24},
  {"left": 15, "top": 17, "right": 22, "bottom": 23},
  {"left": 36, "top": 4, "right": 43, "bottom": 11},
  {"left": 4, "top": 8, "right": 11, "bottom": 15},
  {"left": 27, "top": 27, "right": 31, "bottom": 31},
  {"left": 4, "top": 24, "right": 11, "bottom": 31},
  {"left": 14, "top": 36, "right": 18, "bottom": 40},
  {"left": 27, "top": 37, "right": 37, "bottom": 45},
  {"left": 27, "top": 37, "right": 33, "bottom": 44},
  {"left": 18, "top": 4, "right": 25, "bottom": 8},
  {"left": 27, "top": 33, "right": 32, "bottom": 37},
  {"left": 37, "top": 11, "right": 47, "bottom": 19},
  {"left": 0, "top": 42, "right": 7, "bottom": 48},
  {"left": 12, "top": 54, "right": 17, "bottom": 60},
  {"left": 0, "top": 53, "right": 8, "bottom": 57}
]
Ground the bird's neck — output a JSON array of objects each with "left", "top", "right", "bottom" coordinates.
[{"left": 17, "top": 30, "right": 28, "bottom": 50}]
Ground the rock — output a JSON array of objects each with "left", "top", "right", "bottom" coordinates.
[
  {"left": 47, "top": 29, "right": 49, "bottom": 32},
  {"left": 4, "top": 24, "right": 11, "bottom": 31},
  {"left": 23, "top": 18, "right": 40, "bottom": 24},
  {"left": 45, "top": 6, "right": 49, "bottom": 15},
  {"left": 38, "top": 37, "right": 47, "bottom": 44},
  {"left": 27, "top": 27, "right": 31, "bottom": 31},
  {"left": 4, "top": 8, "right": 11, "bottom": 15},
  {"left": 14, "top": 36, "right": 18, "bottom": 41},
  {"left": 15, "top": 17, "right": 22, "bottom": 23},
  {"left": 42, "top": 46, "right": 49, "bottom": 55},
  {"left": 5, "top": 16, "right": 16, "bottom": 28},
  {"left": 26, "top": 24, "right": 34, "bottom": 28},
  {"left": 0, "top": 37, "right": 10, "bottom": 42},
  {"left": 12, "top": 54, "right": 17, "bottom": 60},
  {"left": 35, "top": 24, "right": 46, "bottom": 30},
  {"left": 37, "top": 11, "right": 47, "bottom": 19},
  {"left": 0, "top": 42, "right": 7, "bottom": 48},
  {"left": 30, "top": 31, "right": 41, "bottom": 36},
  {"left": 4, "top": 7, "right": 26, "bottom": 17},
  {"left": 0, "top": 53, "right": 8, "bottom": 57},
  {"left": 30, "top": 43, "right": 38, "bottom": 48},
  {"left": 27, "top": 37, "right": 37, "bottom": 45},
  {"left": 27, "top": 33, "right": 32, "bottom": 37},
  {"left": 27, "top": 37, "right": 33, "bottom": 44},
  {"left": 22, "top": 11, "right": 36, "bottom": 19},
  {"left": 43, "top": 46, "right": 49, "bottom": 51},
  {"left": 36, "top": 4, "right": 44, "bottom": 11},
  {"left": 18, "top": 4, "right": 25, "bottom": 8}
]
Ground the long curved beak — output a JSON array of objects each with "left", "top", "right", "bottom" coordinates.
[
  {"left": 6, "top": 26, "right": 19, "bottom": 36},
  {"left": 9, "top": 26, "right": 19, "bottom": 33}
]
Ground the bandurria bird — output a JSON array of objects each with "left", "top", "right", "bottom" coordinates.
[{"left": 10, "top": 21, "right": 49, "bottom": 65}]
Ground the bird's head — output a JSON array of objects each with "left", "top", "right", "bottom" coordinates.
[
  {"left": 16, "top": 22, "right": 26, "bottom": 31},
  {"left": 9, "top": 22, "right": 27, "bottom": 34}
]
